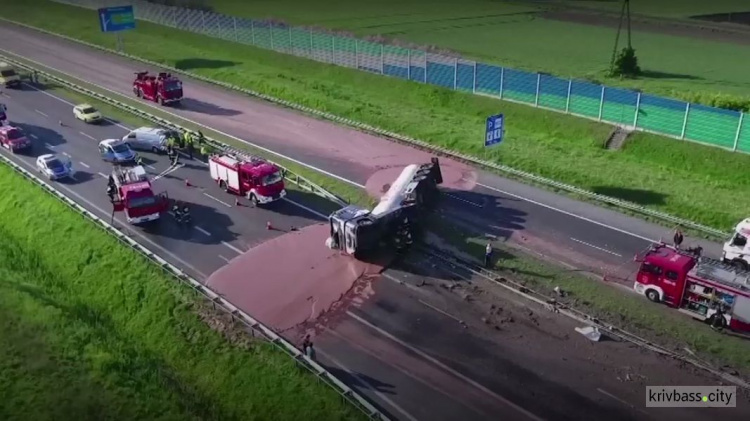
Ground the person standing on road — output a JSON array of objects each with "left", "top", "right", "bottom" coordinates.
[
  {"left": 302, "top": 335, "right": 315, "bottom": 360},
  {"left": 185, "top": 132, "right": 194, "bottom": 160},
  {"left": 167, "top": 146, "right": 178, "bottom": 167},
  {"left": 673, "top": 227, "right": 684, "bottom": 249},
  {"left": 484, "top": 242, "right": 493, "bottom": 268}
]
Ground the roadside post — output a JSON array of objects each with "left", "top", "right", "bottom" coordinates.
[
  {"left": 98, "top": 5, "right": 136, "bottom": 53},
  {"left": 484, "top": 113, "right": 505, "bottom": 148}
]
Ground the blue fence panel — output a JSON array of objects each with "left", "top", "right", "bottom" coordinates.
[
  {"left": 503, "top": 68, "right": 537, "bottom": 104},
  {"left": 538, "top": 74, "right": 568, "bottom": 111},
  {"left": 637, "top": 94, "right": 687, "bottom": 137},
  {"left": 426, "top": 54, "right": 455, "bottom": 89},
  {"left": 475, "top": 63, "right": 502, "bottom": 97},
  {"left": 382, "top": 45, "right": 409, "bottom": 80},
  {"left": 456, "top": 62, "right": 474, "bottom": 92}
]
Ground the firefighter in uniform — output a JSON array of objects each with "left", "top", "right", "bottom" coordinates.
[{"left": 167, "top": 145, "right": 178, "bottom": 166}]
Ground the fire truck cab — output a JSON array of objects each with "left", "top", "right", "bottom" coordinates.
[
  {"left": 722, "top": 218, "right": 750, "bottom": 270},
  {"left": 634, "top": 243, "right": 750, "bottom": 332},
  {"left": 109, "top": 165, "right": 169, "bottom": 224},
  {"left": 133, "top": 71, "right": 183, "bottom": 105},
  {"left": 326, "top": 158, "right": 443, "bottom": 258},
  {"left": 208, "top": 153, "right": 286, "bottom": 205}
]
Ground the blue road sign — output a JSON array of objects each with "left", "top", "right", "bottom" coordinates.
[
  {"left": 485, "top": 114, "right": 504, "bottom": 147},
  {"left": 98, "top": 6, "right": 136, "bottom": 33}
]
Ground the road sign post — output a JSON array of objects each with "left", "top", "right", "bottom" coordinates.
[
  {"left": 484, "top": 114, "right": 505, "bottom": 147},
  {"left": 98, "top": 5, "right": 136, "bottom": 53}
]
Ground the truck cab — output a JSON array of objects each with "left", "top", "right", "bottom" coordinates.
[
  {"left": 209, "top": 154, "right": 286, "bottom": 205},
  {"left": 110, "top": 166, "right": 169, "bottom": 224},
  {"left": 133, "top": 71, "right": 183, "bottom": 105},
  {"left": 634, "top": 244, "right": 695, "bottom": 304},
  {"left": 723, "top": 218, "right": 750, "bottom": 270}
]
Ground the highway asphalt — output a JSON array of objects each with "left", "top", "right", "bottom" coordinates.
[
  {"left": 0, "top": 22, "right": 726, "bottom": 287},
  {"left": 4, "top": 81, "right": 748, "bottom": 421}
]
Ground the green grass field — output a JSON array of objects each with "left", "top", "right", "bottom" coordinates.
[
  {"left": 208, "top": 0, "right": 750, "bottom": 100},
  {"left": 0, "top": 162, "right": 362, "bottom": 419},
  {"left": 6, "top": 0, "right": 750, "bottom": 233}
]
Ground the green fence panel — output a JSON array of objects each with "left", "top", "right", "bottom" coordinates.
[
  {"left": 537, "top": 74, "right": 568, "bottom": 111},
  {"left": 601, "top": 87, "right": 638, "bottom": 126},
  {"left": 271, "top": 26, "right": 291, "bottom": 52},
  {"left": 736, "top": 115, "right": 750, "bottom": 153},
  {"left": 684, "top": 105, "right": 742, "bottom": 149},
  {"left": 253, "top": 22, "right": 272, "bottom": 50},
  {"left": 310, "top": 32, "right": 334, "bottom": 63},
  {"left": 502, "top": 68, "right": 536, "bottom": 104},
  {"left": 568, "top": 80, "right": 601, "bottom": 119},
  {"left": 290, "top": 27, "right": 312, "bottom": 57},
  {"left": 636, "top": 95, "right": 686, "bottom": 137}
]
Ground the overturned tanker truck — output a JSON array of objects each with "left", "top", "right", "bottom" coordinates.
[{"left": 326, "top": 158, "right": 443, "bottom": 258}]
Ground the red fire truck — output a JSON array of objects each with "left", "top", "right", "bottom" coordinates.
[
  {"left": 634, "top": 243, "right": 750, "bottom": 332},
  {"left": 133, "top": 71, "right": 183, "bottom": 105},
  {"left": 208, "top": 153, "right": 286, "bottom": 205},
  {"left": 109, "top": 165, "right": 169, "bottom": 224}
]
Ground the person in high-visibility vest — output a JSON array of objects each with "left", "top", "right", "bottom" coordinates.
[
  {"left": 200, "top": 144, "right": 209, "bottom": 159},
  {"left": 185, "top": 131, "right": 194, "bottom": 160}
]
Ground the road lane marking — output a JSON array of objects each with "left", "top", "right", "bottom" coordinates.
[
  {"left": 78, "top": 162, "right": 90, "bottom": 168},
  {"left": 35, "top": 109, "right": 48, "bottom": 117},
  {"left": 281, "top": 197, "right": 326, "bottom": 219},
  {"left": 346, "top": 311, "right": 544, "bottom": 421},
  {"left": 596, "top": 388, "right": 648, "bottom": 415},
  {"left": 194, "top": 225, "right": 211, "bottom": 236},
  {"left": 570, "top": 237, "right": 622, "bottom": 257},
  {"left": 44, "top": 142, "right": 54, "bottom": 149},
  {"left": 1, "top": 92, "right": 10, "bottom": 98},
  {"left": 218, "top": 254, "right": 231, "bottom": 263},
  {"left": 3, "top": 151, "right": 209, "bottom": 278},
  {"left": 79, "top": 131, "right": 96, "bottom": 140},
  {"left": 62, "top": 152, "right": 70, "bottom": 157},
  {"left": 446, "top": 193, "right": 483, "bottom": 208},
  {"left": 477, "top": 182, "right": 657, "bottom": 243},
  {"left": 98, "top": 172, "right": 108, "bottom": 178},
  {"left": 418, "top": 299, "right": 464, "bottom": 324},
  {"left": 146, "top": 164, "right": 156, "bottom": 170},
  {"left": 221, "top": 241, "right": 244, "bottom": 255},
  {"left": 29, "top": 134, "right": 38, "bottom": 139},
  {"left": 203, "top": 192, "right": 232, "bottom": 208},
  {"left": 316, "top": 347, "right": 420, "bottom": 421},
  {"left": 16, "top": 53, "right": 663, "bottom": 250},
  {"left": 23, "top": 82, "right": 130, "bottom": 130}
]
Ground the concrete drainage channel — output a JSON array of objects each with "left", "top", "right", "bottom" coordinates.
[
  {"left": 6, "top": 54, "right": 750, "bottom": 399},
  {"left": 0, "top": 17, "right": 730, "bottom": 241}
]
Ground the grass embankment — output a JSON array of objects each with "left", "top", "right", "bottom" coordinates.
[
  {"left": 428, "top": 214, "right": 750, "bottom": 375},
  {"left": 209, "top": 0, "right": 750, "bottom": 100},
  {"left": 5, "top": 1, "right": 750, "bottom": 232},
  {"left": 0, "top": 163, "right": 363, "bottom": 419}
]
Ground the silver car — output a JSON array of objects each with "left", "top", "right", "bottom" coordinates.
[{"left": 122, "top": 127, "right": 169, "bottom": 153}]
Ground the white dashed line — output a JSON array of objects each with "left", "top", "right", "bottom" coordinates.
[
  {"left": 35, "top": 109, "right": 48, "bottom": 117},
  {"left": 78, "top": 162, "right": 90, "bottom": 168},
  {"left": 194, "top": 225, "right": 211, "bottom": 236},
  {"left": 570, "top": 237, "right": 622, "bottom": 257},
  {"left": 1, "top": 92, "right": 10, "bottom": 98},
  {"left": 221, "top": 241, "right": 244, "bottom": 255},
  {"left": 98, "top": 172, "right": 108, "bottom": 178},
  {"left": 218, "top": 254, "right": 232, "bottom": 263},
  {"left": 446, "top": 193, "right": 483, "bottom": 208},
  {"left": 147, "top": 164, "right": 156, "bottom": 170},
  {"left": 62, "top": 152, "right": 71, "bottom": 157},
  {"left": 203, "top": 192, "right": 232, "bottom": 208},
  {"left": 281, "top": 197, "right": 326, "bottom": 219},
  {"left": 44, "top": 143, "right": 54, "bottom": 149},
  {"left": 29, "top": 134, "right": 38, "bottom": 139},
  {"left": 79, "top": 131, "right": 96, "bottom": 140}
]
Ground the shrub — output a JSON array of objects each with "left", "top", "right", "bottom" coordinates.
[{"left": 609, "top": 47, "right": 641, "bottom": 78}]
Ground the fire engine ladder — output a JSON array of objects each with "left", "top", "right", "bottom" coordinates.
[
  {"left": 226, "top": 151, "right": 266, "bottom": 166},
  {"left": 113, "top": 165, "right": 148, "bottom": 186},
  {"left": 695, "top": 257, "right": 750, "bottom": 292}
]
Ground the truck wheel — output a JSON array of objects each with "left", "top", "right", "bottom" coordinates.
[
  {"left": 645, "top": 289, "right": 660, "bottom": 303},
  {"left": 732, "top": 259, "right": 748, "bottom": 272},
  {"left": 249, "top": 194, "right": 258, "bottom": 206}
]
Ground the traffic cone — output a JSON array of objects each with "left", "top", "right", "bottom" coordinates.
[
  {"left": 266, "top": 221, "right": 273, "bottom": 230},
  {"left": 185, "top": 179, "right": 191, "bottom": 187}
]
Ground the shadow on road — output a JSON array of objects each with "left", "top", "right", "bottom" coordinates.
[
  {"left": 178, "top": 97, "right": 241, "bottom": 117},
  {"left": 174, "top": 58, "right": 239, "bottom": 70},
  {"left": 591, "top": 185, "right": 667, "bottom": 206},
  {"left": 141, "top": 198, "right": 240, "bottom": 246}
]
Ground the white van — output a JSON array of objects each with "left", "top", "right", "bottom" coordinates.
[{"left": 121, "top": 127, "right": 170, "bottom": 153}]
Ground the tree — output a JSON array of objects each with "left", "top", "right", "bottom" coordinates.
[{"left": 610, "top": 46, "right": 641, "bottom": 78}]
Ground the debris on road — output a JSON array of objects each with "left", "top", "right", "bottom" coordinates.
[{"left": 575, "top": 325, "right": 602, "bottom": 342}]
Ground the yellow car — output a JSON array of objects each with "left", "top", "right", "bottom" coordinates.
[{"left": 73, "top": 103, "right": 103, "bottom": 124}]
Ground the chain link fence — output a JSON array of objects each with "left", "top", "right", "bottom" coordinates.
[{"left": 55, "top": 0, "right": 750, "bottom": 153}]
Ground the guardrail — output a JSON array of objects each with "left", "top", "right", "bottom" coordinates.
[
  {"left": 0, "top": 127, "right": 388, "bottom": 421},
  {"left": 0, "top": 52, "right": 349, "bottom": 208},
  {"left": 0, "top": 17, "right": 730, "bottom": 240}
]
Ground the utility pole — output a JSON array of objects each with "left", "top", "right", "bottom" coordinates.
[{"left": 609, "top": 0, "right": 632, "bottom": 72}]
